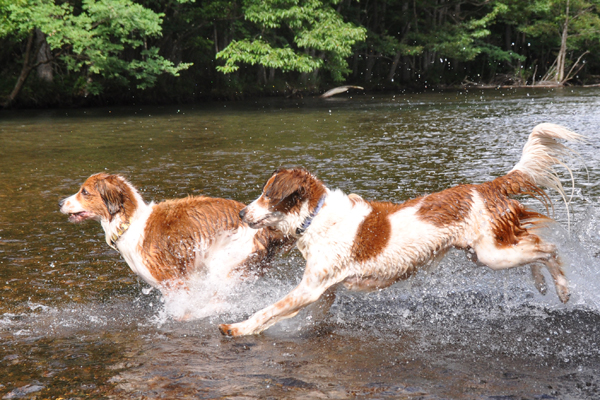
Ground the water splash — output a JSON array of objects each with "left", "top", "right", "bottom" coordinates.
[
  {"left": 150, "top": 261, "right": 300, "bottom": 327},
  {"left": 139, "top": 202, "right": 600, "bottom": 337}
]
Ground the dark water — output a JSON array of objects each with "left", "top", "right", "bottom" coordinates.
[{"left": 1, "top": 88, "right": 600, "bottom": 399}]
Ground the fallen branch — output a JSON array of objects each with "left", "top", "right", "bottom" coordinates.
[
  {"left": 562, "top": 50, "right": 590, "bottom": 84},
  {"left": 320, "top": 85, "right": 364, "bottom": 98}
]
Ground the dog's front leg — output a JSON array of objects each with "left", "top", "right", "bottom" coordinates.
[
  {"left": 306, "top": 285, "right": 337, "bottom": 321},
  {"left": 219, "top": 265, "right": 336, "bottom": 336}
]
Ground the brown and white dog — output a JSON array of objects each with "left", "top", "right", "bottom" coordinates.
[
  {"left": 219, "top": 123, "right": 583, "bottom": 336},
  {"left": 59, "top": 173, "right": 292, "bottom": 307}
]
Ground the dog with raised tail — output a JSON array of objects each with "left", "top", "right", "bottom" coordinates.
[
  {"left": 219, "top": 123, "right": 584, "bottom": 336},
  {"left": 59, "top": 173, "right": 293, "bottom": 305}
]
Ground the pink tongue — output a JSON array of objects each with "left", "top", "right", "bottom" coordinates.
[{"left": 69, "top": 212, "right": 85, "bottom": 222}]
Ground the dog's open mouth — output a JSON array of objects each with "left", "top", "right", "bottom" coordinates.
[
  {"left": 68, "top": 211, "right": 92, "bottom": 223},
  {"left": 246, "top": 217, "right": 268, "bottom": 229}
]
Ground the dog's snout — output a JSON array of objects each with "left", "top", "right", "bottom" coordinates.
[
  {"left": 239, "top": 208, "right": 247, "bottom": 220},
  {"left": 59, "top": 198, "right": 66, "bottom": 208}
]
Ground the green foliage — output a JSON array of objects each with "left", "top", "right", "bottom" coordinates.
[
  {"left": 217, "top": 39, "right": 322, "bottom": 73},
  {"left": 1, "top": 0, "right": 191, "bottom": 97},
  {"left": 3, "top": 0, "right": 600, "bottom": 107},
  {"left": 520, "top": 0, "right": 600, "bottom": 47},
  {"left": 364, "top": 30, "right": 424, "bottom": 58},
  {"left": 479, "top": 43, "right": 526, "bottom": 63},
  {"left": 216, "top": 0, "right": 366, "bottom": 81},
  {"left": 422, "top": 2, "right": 512, "bottom": 61},
  {"left": 130, "top": 48, "right": 190, "bottom": 89}
]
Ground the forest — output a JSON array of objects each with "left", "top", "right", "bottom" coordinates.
[{"left": 1, "top": 0, "right": 600, "bottom": 108}]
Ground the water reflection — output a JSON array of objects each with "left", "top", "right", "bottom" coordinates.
[{"left": 1, "top": 88, "right": 600, "bottom": 398}]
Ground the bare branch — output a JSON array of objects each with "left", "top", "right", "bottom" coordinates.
[{"left": 563, "top": 50, "right": 590, "bottom": 84}]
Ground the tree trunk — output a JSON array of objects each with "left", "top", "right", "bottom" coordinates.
[
  {"left": 413, "top": 0, "right": 419, "bottom": 34},
  {"left": 268, "top": 68, "right": 275, "bottom": 83},
  {"left": 505, "top": 24, "right": 512, "bottom": 51},
  {"left": 422, "top": 50, "right": 435, "bottom": 71},
  {"left": 387, "top": 51, "right": 402, "bottom": 82},
  {"left": 35, "top": 28, "right": 53, "bottom": 83},
  {"left": 556, "top": 0, "right": 570, "bottom": 83},
  {"left": 401, "top": 56, "right": 412, "bottom": 82},
  {"left": 257, "top": 65, "right": 267, "bottom": 86},
  {"left": 364, "top": 51, "right": 377, "bottom": 83},
  {"left": 2, "top": 31, "right": 35, "bottom": 108},
  {"left": 352, "top": 50, "right": 360, "bottom": 79},
  {"left": 213, "top": 24, "right": 219, "bottom": 53},
  {"left": 504, "top": 23, "right": 512, "bottom": 71}
]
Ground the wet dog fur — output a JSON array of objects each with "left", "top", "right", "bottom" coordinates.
[
  {"left": 60, "top": 173, "right": 293, "bottom": 303},
  {"left": 219, "top": 123, "right": 583, "bottom": 336}
]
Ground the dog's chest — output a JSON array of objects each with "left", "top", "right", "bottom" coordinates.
[
  {"left": 296, "top": 206, "right": 368, "bottom": 262},
  {"left": 116, "top": 210, "right": 159, "bottom": 287}
]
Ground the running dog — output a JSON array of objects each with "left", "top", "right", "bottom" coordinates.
[
  {"left": 60, "top": 173, "right": 292, "bottom": 301},
  {"left": 219, "top": 123, "right": 583, "bottom": 336}
]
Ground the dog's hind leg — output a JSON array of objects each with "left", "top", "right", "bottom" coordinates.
[
  {"left": 472, "top": 235, "right": 569, "bottom": 303},
  {"left": 540, "top": 254, "right": 569, "bottom": 303},
  {"left": 530, "top": 264, "right": 547, "bottom": 295}
]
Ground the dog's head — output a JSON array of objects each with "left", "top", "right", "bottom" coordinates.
[
  {"left": 240, "top": 167, "right": 326, "bottom": 235},
  {"left": 59, "top": 173, "right": 137, "bottom": 223}
]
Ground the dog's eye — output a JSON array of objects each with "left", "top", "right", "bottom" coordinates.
[{"left": 81, "top": 188, "right": 90, "bottom": 196}]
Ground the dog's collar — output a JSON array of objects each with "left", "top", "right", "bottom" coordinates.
[
  {"left": 108, "top": 219, "right": 131, "bottom": 250},
  {"left": 296, "top": 195, "right": 326, "bottom": 236}
]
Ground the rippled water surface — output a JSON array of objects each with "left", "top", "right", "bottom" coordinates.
[{"left": 1, "top": 88, "right": 600, "bottom": 399}]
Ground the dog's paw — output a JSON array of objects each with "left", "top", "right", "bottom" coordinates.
[
  {"left": 553, "top": 274, "right": 570, "bottom": 303},
  {"left": 557, "top": 285, "right": 570, "bottom": 304},
  {"left": 174, "top": 313, "right": 192, "bottom": 322},
  {"left": 219, "top": 323, "right": 241, "bottom": 337}
]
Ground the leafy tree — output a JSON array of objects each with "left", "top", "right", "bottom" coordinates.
[
  {"left": 342, "top": 0, "right": 526, "bottom": 86},
  {"left": 428, "top": 2, "right": 513, "bottom": 61},
  {"left": 0, "top": 0, "right": 191, "bottom": 107},
  {"left": 520, "top": 0, "right": 600, "bottom": 84},
  {"left": 2, "top": 0, "right": 600, "bottom": 106},
  {"left": 216, "top": 0, "right": 367, "bottom": 82}
]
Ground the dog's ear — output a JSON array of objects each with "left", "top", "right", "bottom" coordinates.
[
  {"left": 276, "top": 186, "right": 306, "bottom": 212},
  {"left": 95, "top": 176, "right": 124, "bottom": 218},
  {"left": 272, "top": 182, "right": 306, "bottom": 203},
  {"left": 266, "top": 172, "right": 308, "bottom": 212}
]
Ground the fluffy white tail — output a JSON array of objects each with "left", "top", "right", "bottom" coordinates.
[{"left": 510, "top": 123, "right": 585, "bottom": 225}]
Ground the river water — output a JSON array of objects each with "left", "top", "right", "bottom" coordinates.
[{"left": 1, "top": 88, "right": 599, "bottom": 399}]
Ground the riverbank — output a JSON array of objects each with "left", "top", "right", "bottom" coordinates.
[{"left": 3, "top": 72, "right": 600, "bottom": 110}]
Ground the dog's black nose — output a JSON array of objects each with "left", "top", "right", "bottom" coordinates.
[
  {"left": 59, "top": 198, "right": 65, "bottom": 208},
  {"left": 239, "top": 208, "right": 247, "bottom": 220}
]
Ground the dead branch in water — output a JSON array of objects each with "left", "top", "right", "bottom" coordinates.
[{"left": 320, "top": 85, "right": 364, "bottom": 98}]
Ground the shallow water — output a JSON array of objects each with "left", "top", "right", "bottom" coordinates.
[{"left": 1, "top": 88, "right": 600, "bottom": 399}]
